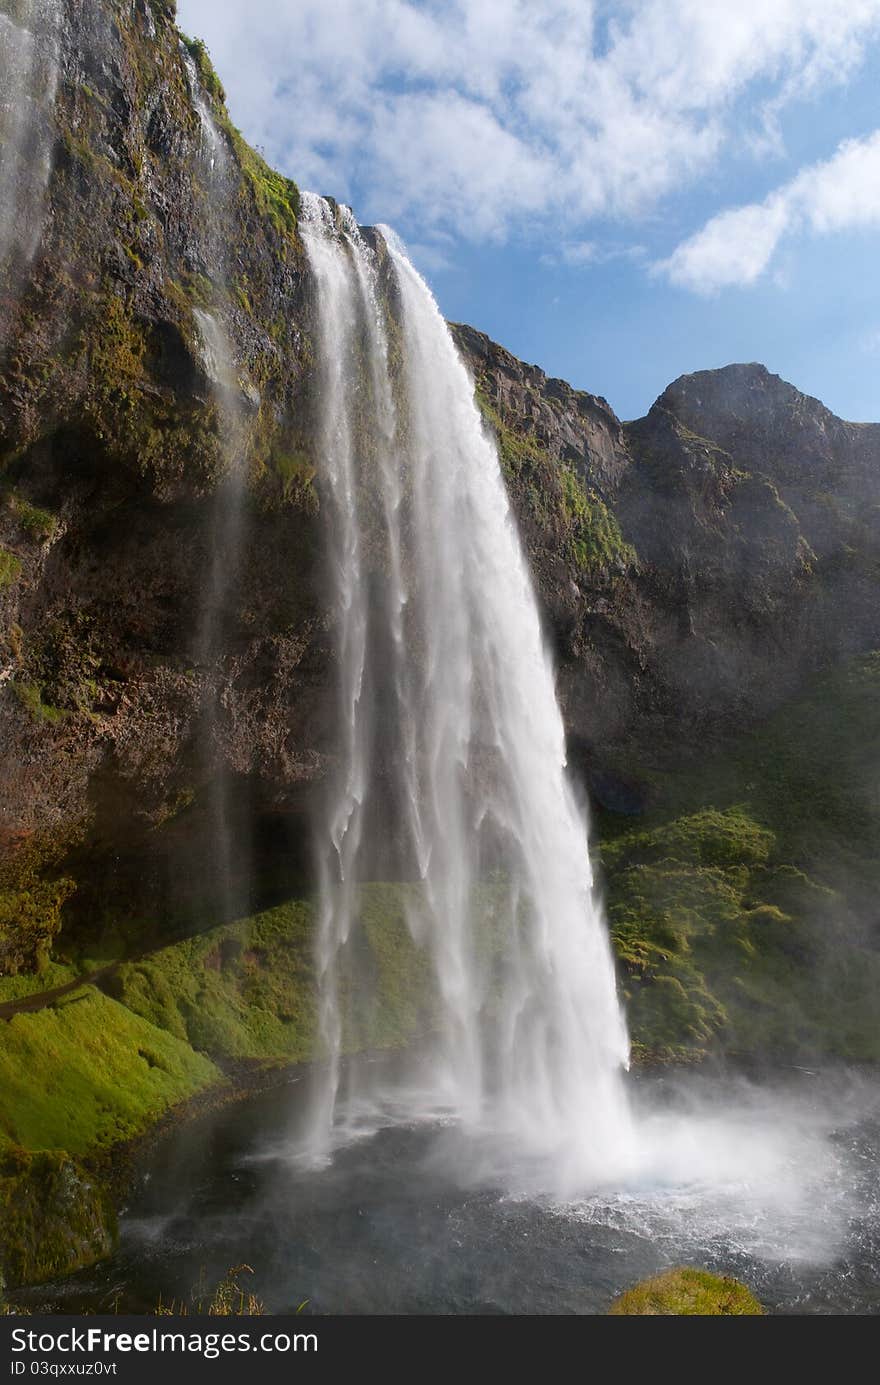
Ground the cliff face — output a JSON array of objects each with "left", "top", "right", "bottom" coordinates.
[
  {"left": 0, "top": 0, "right": 329, "bottom": 967},
  {"left": 454, "top": 330, "right": 880, "bottom": 792}
]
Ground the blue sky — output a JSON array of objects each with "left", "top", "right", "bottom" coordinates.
[{"left": 177, "top": 1, "right": 880, "bottom": 422}]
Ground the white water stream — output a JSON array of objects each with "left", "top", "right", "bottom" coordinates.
[{"left": 300, "top": 195, "right": 633, "bottom": 1185}]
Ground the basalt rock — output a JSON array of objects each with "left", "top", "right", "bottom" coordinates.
[{"left": 452, "top": 331, "right": 880, "bottom": 798}]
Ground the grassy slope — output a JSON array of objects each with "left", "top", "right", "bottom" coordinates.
[
  {"left": 0, "top": 986, "right": 219, "bottom": 1156},
  {"left": 600, "top": 652, "right": 880, "bottom": 1061},
  {"left": 0, "top": 887, "right": 434, "bottom": 1161}
]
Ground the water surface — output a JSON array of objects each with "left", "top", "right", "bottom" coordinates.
[{"left": 21, "top": 1063, "right": 880, "bottom": 1315}]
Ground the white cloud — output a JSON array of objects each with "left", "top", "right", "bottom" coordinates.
[
  {"left": 541, "top": 240, "right": 647, "bottom": 269},
  {"left": 176, "top": 0, "right": 880, "bottom": 243},
  {"left": 560, "top": 242, "right": 597, "bottom": 265},
  {"left": 658, "top": 129, "right": 880, "bottom": 292}
]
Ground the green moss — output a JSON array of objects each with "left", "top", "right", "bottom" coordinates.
[
  {"left": 608, "top": 1268, "right": 764, "bottom": 1315},
  {"left": 177, "top": 270, "right": 214, "bottom": 310},
  {"left": 0, "top": 988, "right": 220, "bottom": 1155},
  {"left": 339, "top": 885, "right": 436, "bottom": 1051},
  {"left": 0, "top": 548, "right": 22, "bottom": 590},
  {"left": 603, "top": 808, "right": 774, "bottom": 873},
  {"left": 0, "top": 963, "right": 77, "bottom": 1005},
  {"left": 0, "top": 832, "right": 79, "bottom": 977},
  {"left": 475, "top": 390, "right": 634, "bottom": 575},
  {"left": 82, "top": 288, "right": 224, "bottom": 487},
  {"left": 231, "top": 132, "right": 301, "bottom": 240},
  {"left": 8, "top": 495, "right": 57, "bottom": 540},
  {"left": 180, "top": 33, "right": 300, "bottom": 244},
  {"left": 180, "top": 36, "right": 226, "bottom": 105},
  {"left": 109, "top": 886, "right": 434, "bottom": 1064},
  {"left": 110, "top": 900, "right": 317, "bottom": 1060},
  {"left": 559, "top": 466, "right": 635, "bottom": 573},
  {"left": 11, "top": 680, "right": 68, "bottom": 725},
  {"left": 270, "top": 448, "right": 318, "bottom": 510},
  {"left": 0, "top": 881, "right": 75, "bottom": 978},
  {"left": 0, "top": 1146, "right": 116, "bottom": 1289},
  {"left": 600, "top": 654, "right": 880, "bottom": 1062},
  {"left": 20, "top": 610, "right": 108, "bottom": 718}
]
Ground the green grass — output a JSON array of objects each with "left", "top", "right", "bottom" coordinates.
[
  {"left": 0, "top": 962, "right": 77, "bottom": 1003},
  {"left": 3, "top": 652, "right": 878, "bottom": 1179},
  {"left": 110, "top": 886, "right": 435, "bottom": 1063},
  {"left": 110, "top": 899, "right": 319, "bottom": 1062},
  {"left": 180, "top": 36, "right": 226, "bottom": 105},
  {"left": 180, "top": 31, "right": 300, "bottom": 242},
  {"left": 340, "top": 884, "right": 436, "bottom": 1051},
  {"left": 0, "top": 988, "right": 220, "bottom": 1156},
  {"left": 608, "top": 1268, "right": 764, "bottom": 1315},
  {"left": 233, "top": 135, "right": 301, "bottom": 240}
]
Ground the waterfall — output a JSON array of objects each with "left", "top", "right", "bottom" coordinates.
[
  {"left": 182, "top": 44, "right": 250, "bottom": 927},
  {"left": 182, "top": 45, "right": 227, "bottom": 178},
  {"left": 300, "top": 195, "right": 633, "bottom": 1186},
  {"left": 0, "top": 0, "right": 61, "bottom": 283}
]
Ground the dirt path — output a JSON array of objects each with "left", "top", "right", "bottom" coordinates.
[{"left": 0, "top": 962, "right": 118, "bottom": 1021}]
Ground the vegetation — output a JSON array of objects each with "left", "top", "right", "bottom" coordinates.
[
  {"left": 0, "top": 1146, "right": 115, "bottom": 1289},
  {"left": 7, "top": 495, "right": 57, "bottom": 540},
  {"left": 180, "top": 36, "right": 226, "bottom": 105},
  {"left": 0, "top": 833, "right": 77, "bottom": 975},
  {"left": 156, "top": 1265, "right": 269, "bottom": 1316},
  {"left": 475, "top": 389, "right": 634, "bottom": 577},
  {"left": 181, "top": 31, "right": 300, "bottom": 241},
  {"left": 109, "top": 900, "right": 319, "bottom": 1063},
  {"left": 231, "top": 131, "right": 301, "bottom": 241},
  {"left": 0, "top": 548, "right": 21, "bottom": 590},
  {"left": 11, "top": 680, "right": 68, "bottom": 726},
  {"left": 608, "top": 1267, "right": 764, "bottom": 1315},
  {"left": 600, "top": 652, "right": 880, "bottom": 1061},
  {"left": 0, "top": 987, "right": 219, "bottom": 1155},
  {"left": 108, "top": 886, "right": 433, "bottom": 1063}
]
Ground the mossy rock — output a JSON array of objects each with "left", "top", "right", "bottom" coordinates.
[
  {"left": 0, "top": 1146, "right": 116, "bottom": 1290},
  {"left": 608, "top": 1267, "right": 764, "bottom": 1315},
  {"left": 474, "top": 388, "right": 634, "bottom": 577}
]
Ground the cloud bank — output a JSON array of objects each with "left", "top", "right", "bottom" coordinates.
[
  {"left": 177, "top": 0, "right": 880, "bottom": 280},
  {"left": 659, "top": 129, "right": 880, "bottom": 292}
]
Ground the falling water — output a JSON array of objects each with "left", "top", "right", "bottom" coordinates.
[
  {"left": 300, "top": 196, "right": 633, "bottom": 1185},
  {"left": 182, "top": 45, "right": 250, "bottom": 926},
  {"left": 0, "top": 0, "right": 61, "bottom": 281},
  {"left": 182, "top": 44, "right": 225, "bottom": 176}
]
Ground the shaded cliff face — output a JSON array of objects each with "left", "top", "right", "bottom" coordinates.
[
  {"left": 454, "top": 329, "right": 880, "bottom": 792},
  {"left": 456, "top": 339, "right": 880, "bottom": 1066},
  {"left": 0, "top": 0, "right": 329, "bottom": 963}
]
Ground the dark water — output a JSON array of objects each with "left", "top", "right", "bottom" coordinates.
[{"left": 19, "top": 1064, "right": 880, "bottom": 1315}]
